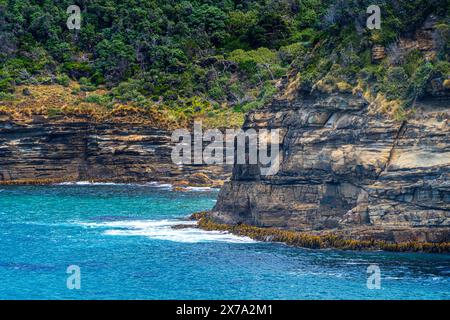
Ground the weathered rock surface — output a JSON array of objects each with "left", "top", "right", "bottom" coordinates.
[
  {"left": 372, "top": 45, "right": 386, "bottom": 62},
  {"left": 0, "top": 118, "right": 229, "bottom": 186},
  {"left": 211, "top": 93, "right": 450, "bottom": 243}
]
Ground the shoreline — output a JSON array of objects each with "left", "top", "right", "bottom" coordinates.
[
  {"left": 0, "top": 178, "right": 222, "bottom": 189},
  {"left": 191, "top": 212, "right": 450, "bottom": 254},
  {"left": 3, "top": 181, "right": 449, "bottom": 254}
]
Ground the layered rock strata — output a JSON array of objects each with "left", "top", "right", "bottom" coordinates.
[
  {"left": 211, "top": 93, "right": 450, "bottom": 243},
  {"left": 0, "top": 118, "right": 229, "bottom": 186}
]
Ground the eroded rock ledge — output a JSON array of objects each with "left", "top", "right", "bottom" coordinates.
[
  {"left": 210, "top": 93, "right": 450, "bottom": 243},
  {"left": 0, "top": 118, "right": 229, "bottom": 186}
]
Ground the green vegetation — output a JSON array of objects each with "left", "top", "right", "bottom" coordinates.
[
  {"left": 287, "top": 0, "right": 449, "bottom": 117},
  {"left": 0, "top": 0, "right": 448, "bottom": 125}
]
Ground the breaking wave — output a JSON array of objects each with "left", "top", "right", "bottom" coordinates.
[
  {"left": 53, "top": 181, "right": 219, "bottom": 192},
  {"left": 75, "top": 219, "right": 256, "bottom": 244}
]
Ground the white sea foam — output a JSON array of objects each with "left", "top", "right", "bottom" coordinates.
[
  {"left": 182, "top": 186, "right": 220, "bottom": 192},
  {"left": 54, "top": 181, "right": 174, "bottom": 189},
  {"left": 53, "top": 181, "right": 221, "bottom": 192},
  {"left": 76, "top": 219, "right": 256, "bottom": 244},
  {"left": 55, "top": 181, "right": 126, "bottom": 186},
  {"left": 144, "top": 182, "right": 173, "bottom": 189}
]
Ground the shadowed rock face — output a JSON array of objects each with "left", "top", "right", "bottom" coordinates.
[
  {"left": 0, "top": 119, "right": 229, "bottom": 186},
  {"left": 211, "top": 93, "right": 450, "bottom": 243}
]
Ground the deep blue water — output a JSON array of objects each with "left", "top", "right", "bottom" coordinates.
[{"left": 0, "top": 184, "right": 448, "bottom": 300}]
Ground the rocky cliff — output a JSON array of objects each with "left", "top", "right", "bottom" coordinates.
[
  {"left": 0, "top": 118, "right": 228, "bottom": 186},
  {"left": 211, "top": 91, "right": 450, "bottom": 243}
]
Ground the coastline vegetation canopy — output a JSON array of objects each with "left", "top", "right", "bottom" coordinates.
[{"left": 0, "top": 0, "right": 448, "bottom": 125}]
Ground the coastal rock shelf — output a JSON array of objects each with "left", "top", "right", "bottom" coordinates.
[
  {"left": 211, "top": 92, "right": 450, "bottom": 243},
  {"left": 0, "top": 120, "right": 228, "bottom": 186}
]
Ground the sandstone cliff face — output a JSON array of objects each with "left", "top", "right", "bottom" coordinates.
[
  {"left": 211, "top": 93, "right": 450, "bottom": 243},
  {"left": 0, "top": 118, "right": 228, "bottom": 186}
]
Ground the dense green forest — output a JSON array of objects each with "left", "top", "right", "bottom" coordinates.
[{"left": 0, "top": 0, "right": 448, "bottom": 126}]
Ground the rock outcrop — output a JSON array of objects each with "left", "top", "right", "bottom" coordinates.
[
  {"left": 0, "top": 118, "right": 229, "bottom": 186},
  {"left": 372, "top": 45, "right": 386, "bottom": 62},
  {"left": 211, "top": 92, "right": 450, "bottom": 243}
]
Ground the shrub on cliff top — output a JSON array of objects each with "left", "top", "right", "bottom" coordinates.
[{"left": 0, "top": 0, "right": 448, "bottom": 121}]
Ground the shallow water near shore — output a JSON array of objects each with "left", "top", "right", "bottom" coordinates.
[{"left": 0, "top": 185, "right": 449, "bottom": 299}]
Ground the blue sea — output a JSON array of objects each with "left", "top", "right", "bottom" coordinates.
[{"left": 0, "top": 184, "right": 448, "bottom": 300}]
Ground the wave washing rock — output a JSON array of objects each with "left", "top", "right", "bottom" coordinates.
[
  {"left": 0, "top": 118, "right": 229, "bottom": 186},
  {"left": 210, "top": 92, "right": 450, "bottom": 243}
]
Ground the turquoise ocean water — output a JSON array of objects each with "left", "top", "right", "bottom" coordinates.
[{"left": 0, "top": 184, "right": 448, "bottom": 299}]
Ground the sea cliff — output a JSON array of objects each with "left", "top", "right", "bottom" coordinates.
[
  {"left": 0, "top": 118, "right": 228, "bottom": 186},
  {"left": 210, "top": 91, "right": 449, "bottom": 244}
]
